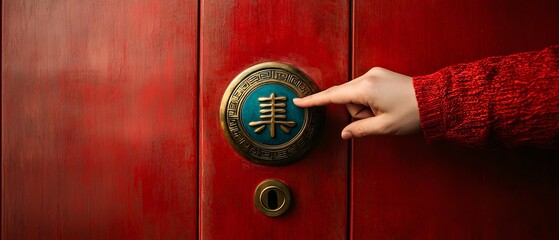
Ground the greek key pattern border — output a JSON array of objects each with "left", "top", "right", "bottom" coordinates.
[{"left": 225, "top": 68, "right": 321, "bottom": 163}]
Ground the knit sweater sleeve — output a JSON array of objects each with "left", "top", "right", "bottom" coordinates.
[{"left": 412, "top": 45, "right": 559, "bottom": 148}]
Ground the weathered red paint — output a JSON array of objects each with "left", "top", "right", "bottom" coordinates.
[
  {"left": 199, "top": 0, "right": 349, "bottom": 238},
  {"left": 352, "top": 0, "right": 559, "bottom": 239},
  {"left": 4, "top": 0, "right": 559, "bottom": 239},
  {"left": 2, "top": 0, "right": 199, "bottom": 239}
]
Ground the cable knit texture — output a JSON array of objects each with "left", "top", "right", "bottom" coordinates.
[{"left": 413, "top": 45, "right": 559, "bottom": 148}]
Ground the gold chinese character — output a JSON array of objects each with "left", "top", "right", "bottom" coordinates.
[{"left": 249, "top": 93, "right": 296, "bottom": 138}]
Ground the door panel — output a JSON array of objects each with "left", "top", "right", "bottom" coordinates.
[
  {"left": 352, "top": 0, "right": 559, "bottom": 239},
  {"left": 200, "top": 0, "right": 349, "bottom": 238},
  {"left": 5, "top": 0, "right": 558, "bottom": 239},
  {"left": 2, "top": 1, "right": 199, "bottom": 239}
]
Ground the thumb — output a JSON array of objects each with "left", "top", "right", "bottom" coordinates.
[{"left": 341, "top": 116, "right": 389, "bottom": 139}]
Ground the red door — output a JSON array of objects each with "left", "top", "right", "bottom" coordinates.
[
  {"left": 199, "top": 1, "right": 349, "bottom": 238},
  {"left": 3, "top": 0, "right": 559, "bottom": 239},
  {"left": 2, "top": 1, "right": 199, "bottom": 239},
  {"left": 352, "top": 1, "right": 559, "bottom": 239}
]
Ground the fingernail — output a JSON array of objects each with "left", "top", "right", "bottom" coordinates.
[
  {"left": 293, "top": 98, "right": 302, "bottom": 103},
  {"left": 341, "top": 131, "right": 352, "bottom": 139}
]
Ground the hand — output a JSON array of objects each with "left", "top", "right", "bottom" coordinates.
[{"left": 293, "top": 67, "right": 421, "bottom": 139}]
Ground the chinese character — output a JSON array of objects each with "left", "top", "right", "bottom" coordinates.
[{"left": 249, "top": 93, "right": 296, "bottom": 138}]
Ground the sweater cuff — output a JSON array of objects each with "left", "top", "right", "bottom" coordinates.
[{"left": 413, "top": 73, "right": 446, "bottom": 143}]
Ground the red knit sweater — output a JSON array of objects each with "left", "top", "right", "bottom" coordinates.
[{"left": 413, "top": 45, "right": 559, "bottom": 148}]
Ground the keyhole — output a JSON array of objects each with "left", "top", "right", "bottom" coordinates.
[
  {"left": 260, "top": 186, "right": 286, "bottom": 211},
  {"left": 255, "top": 180, "right": 291, "bottom": 217},
  {"left": 267, "top": 190, "right": 278, "bottom": 209}
]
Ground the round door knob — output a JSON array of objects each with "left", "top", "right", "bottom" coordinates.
[{"left": 220, "top": 62, "right": 324, "bottom": 165}]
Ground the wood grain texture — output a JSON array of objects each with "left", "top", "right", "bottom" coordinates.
[
  {"left": 199, "top": 0, "right": 349, "bottom": 239},
  {"left": 352, "top": 0, "right": 559, "bottom": 239},
  {"left": 2, "top": 0, "right": 199, "bottom": 239}
]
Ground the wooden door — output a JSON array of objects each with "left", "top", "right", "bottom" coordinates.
[
  {"left": 199, "top": 0, "right": 349, "bottom": 238},
  {"left": 4, "top": 0, "right": 559, "bottom": 239},
  {"left": 351, "top": 0, "right": 559, "bottom": 239},
  {"left": 2, "top": 1, "right": 199, "bottom": 239}
]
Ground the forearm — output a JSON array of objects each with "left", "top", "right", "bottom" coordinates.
[{"left": 413, "top": 45, "right": 559, "bottom": 148}]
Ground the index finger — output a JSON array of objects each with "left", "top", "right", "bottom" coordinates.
[{"left": 293, "top": 81, "right": 357, "bottom": 107}]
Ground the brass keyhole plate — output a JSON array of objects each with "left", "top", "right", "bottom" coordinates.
[
  {"left": 220, "top": 62, "right": 324, "bottom": 165},
  {"left": 254, "top": 179, "right": 291, "bottom": 217}
]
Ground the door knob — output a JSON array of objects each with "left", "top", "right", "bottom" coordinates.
[
  {"left": 220, "top": 62, "right": 324, "bottom": 165},
  {"left": 254, "top": 179, "right": 291, "bottom": 217}
]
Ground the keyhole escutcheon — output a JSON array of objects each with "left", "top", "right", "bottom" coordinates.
[{"left": 254, "top": 179, "right": 291, "bottom": 217}]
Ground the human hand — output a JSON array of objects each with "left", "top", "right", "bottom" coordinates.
[{"left": 293, "top": 67, "right": 421, "bottom": 139}]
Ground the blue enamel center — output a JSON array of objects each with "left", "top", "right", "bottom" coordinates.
[{"left": 241, "top": 83, "right": 304, "bottom": 146}]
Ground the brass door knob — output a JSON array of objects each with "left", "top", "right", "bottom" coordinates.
[{"left": 220, "top": 62, "right": 324, "bottom": 165}]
